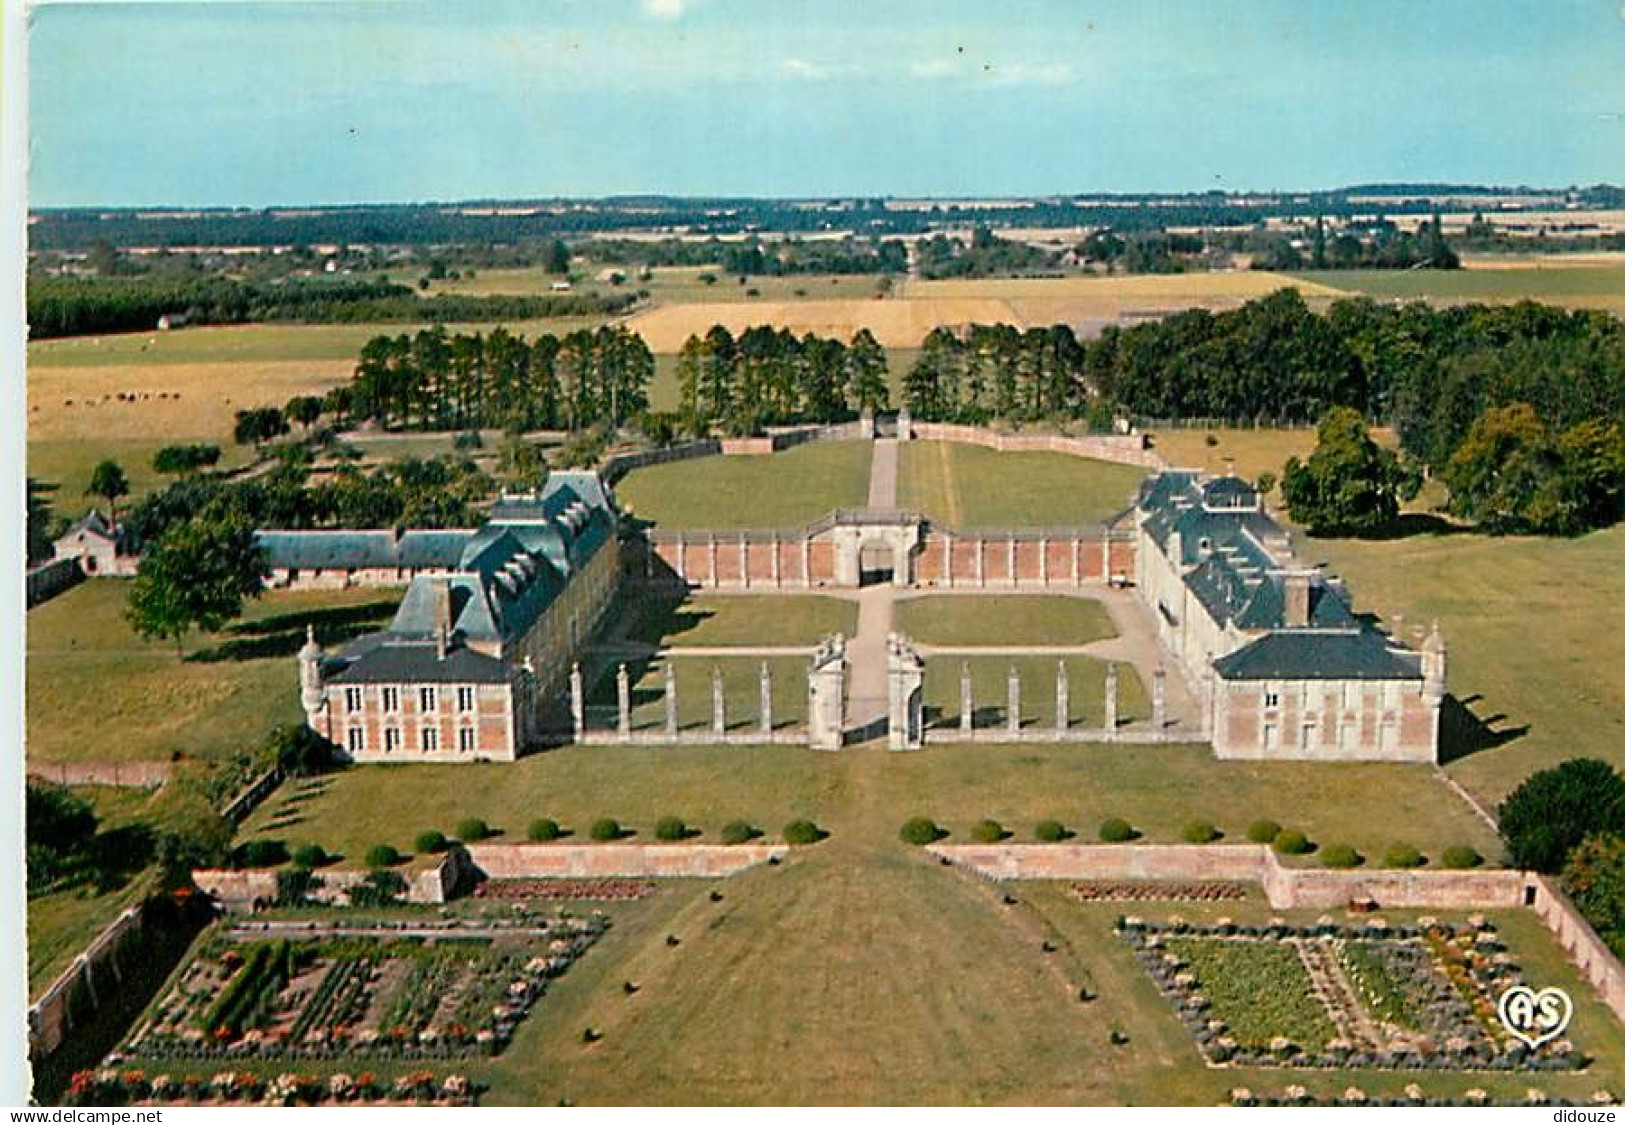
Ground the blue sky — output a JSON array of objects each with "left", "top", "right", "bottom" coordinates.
[{"left": 27, "top": 0, "right": 1625, "bottom": 207}]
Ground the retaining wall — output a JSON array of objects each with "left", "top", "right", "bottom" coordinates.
[
  {"left": 906, "top": 423, "right": 1164, "bottom": 470},
  {"left": 27, "top": 903, "right": 146, "bottom": 1056},
  {"left": 465, "top": 842, "right": 787, "bottom": 879},
  {"left": 27, "top": 761, "right": 172, "bottom": 789},
  {"left": 193, "top": 853, "right": 462, "bottom": 913},
  {"left": 1531, "top": 874, "right": 1625, "bottom": 1019},
  {"left": 26, "top": 557, "right": 84, "bottom": 609}
]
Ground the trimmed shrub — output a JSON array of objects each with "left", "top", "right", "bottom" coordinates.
[
  {"left": 1273, "top": 830, "right": 1311, "bottom": 856},
  {"left": 720, "top": 820, "right": 758, "bottom": 845},
  {"left": 1246, "top": 819, "right": 1283, "bottom": 844},
  {"left": 1098, "top": 817, "right": 1135, "bottom": 844},
  {"left": 1442, "top": 844, "right": 1483, "bottom": 869},
  {"left": 1034, "top": 819, "right": 1069, "bottom": 843},
  {"left": 454, "top": 818, "right": 492, "bottom": 842},
  {"left": 1383, "top": 844, "right": 1425, "bottom": 869},
  {"left": 971, "top": 819, "right": 1007, "bottom": 844},
  {"left": 290, "top": 843, "right": 327, "bottom": 869},
  {"left": 414, "top": 830, "right": 448, "bottom": 854},
  {"left": 589, "top": 818, "right": 624, "bottom": 842},
  {"left": 900, "top": 817, "right": 945, "bottom": 846},
  {"left": 364, "top": 843, "right": 400, "bottom": 868},
  {"left": 528, "top": 818, "right": 562, "bottom": 842},
  {"left": 1320, "top": 844, "right": 1362, "bottom": 869},
  {"left": 1182, "top": 820, "right": 1219, "bottom": 844},
  {"left": 654, "top": 816, "right": 690, "bottom": 842},
  {"left": 782, "top": 819, "right": 824, "bottom": 846},
  {"left": 238, "top": 839, "right": 288, "bottom": 868}
]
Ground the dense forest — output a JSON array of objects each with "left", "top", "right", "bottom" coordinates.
[
  {"left": 675, "top": 326, "right": 890, "bottom": 433},
  {"left": 26, "top": 276, "right": 636, "bottom": 339}
]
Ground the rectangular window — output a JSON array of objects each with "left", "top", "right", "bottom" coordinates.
[
  {"left": 457, "top": 686, "right": 475, "bottom": 712},
  {"left": 422, "top": 727, "right": 439, "bottom": 752},
  {"left": 344, "top": 687, "right": 363, "bottom": 712},
  {"left": 1263, "top": 691, "right": 1281, "bottom": 709},
  {"left": 419, "top": 687, "right": 437, "bottom": 713},
  {"left": 1262, "top": 722, "right": 1279, "bottom": 751},
  {"left": 384, "top": 727, "right": 401, "bottom": 752},
  {"left": 1300, "top": 721, "right": 1316, "bottom": 751},
  {"left": 347, "top": 727, "right": 365, "bottom": 753},
  {"left": 458, "top": 727, "right": 476, "bottom": 752},
  {"left": 382, "top": 687, "right": 400, "bottom": 713}
]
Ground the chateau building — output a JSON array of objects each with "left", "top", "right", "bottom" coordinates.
[
  {"left": 298, "top": 472, "right": 620, "bottom": 763},
  {"left": 1134, "top": 471, "right": 1444, "bottom": 762}
]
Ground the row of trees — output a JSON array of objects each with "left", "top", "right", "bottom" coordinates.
[
  {"left": 674, "top": 325, "right": 889, "bottom": 433},
  {"left": 347, "top": 325, "right": 654, "bottom": 432},
  {"left": 903, "top": 324, "right": 1098, "bottom": 425}
]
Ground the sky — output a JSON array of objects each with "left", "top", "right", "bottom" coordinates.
[{"left": 25, "top": 0, "right": 1625, "bottom": 207}]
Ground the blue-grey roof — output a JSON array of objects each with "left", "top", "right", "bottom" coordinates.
[
  {"left": 257, "top": 528, "right": 473, "bottom": 571},
  {"left": 1213, "top": 630, "right": 1422, "bottom": 681},
  {"left": 325, "top": 640, "right": 513, "bottom": 685}
]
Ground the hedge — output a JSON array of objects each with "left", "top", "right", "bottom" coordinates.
[
  {"left": 1098, "top": 817, "right": 1135, "bottom": 844},
  {"left": 971, "top": 819, "right": 1007, "bottom": 844},
  {"left": 1034, "top": 820, "right": 1069, "bottom": 843},
  {"left": 1181, "top": 820, "right": 1219, "bottom": 844},
  {"left": 589, "top": 818, "right": 624, "bottom": 843},
  {"left": 1320, "top": 843, "right": 1362, "bottom": 869},
  {"left": 654, "top": 816, "right": 689, "bottom": 842},
  {"left": 900, "top": 817, "right": 944, "bottom": 846},
  {"left": 1442, "top": 844, "right": 1484, "bottom": 869},
  {"left": 454, "top": 818, "right": 493, "bottom": 842},
  {"left": 364, "top": 843, "right": 401, "bottom": 868},
  {"left": 1246, "top": 819, "right": 1283, "bottom": 844},
  {"left": 720, "top": 821, "right": 758, "bottom": 845},
  {"left": 783, "top": 819, "right": 824, "bottom": 845},
  {"left": 1383, "top": 844, "right": 1425, "bottom": 869},
  {"left": 290, "top": 843, "right": 328, "bottom": 869},
  {"left": 1272, "top": 830, "right": 1311, "bottom": 856},
  {"left": 414, "top": 830, "right": 448, "bottom": 854},
  {"left": 528, "top": 818, "right": 562, "bottom": 843}
]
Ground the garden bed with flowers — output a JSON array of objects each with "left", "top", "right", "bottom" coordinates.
[
  {"left": 1072, "top": 881, "right": 1248, "bottom": 904},
  {"left": 63, "top": 1068, "right": 479, "bottom": 1107},
  {"left": 472, "top": 878, "right": 658, "bottom": 902},
  {"left": 1119, "top": 914, "right": 1589, "bottom": 1072},
  {"left": 118, "top": 913, "right": 607, "bottom": 1065}
]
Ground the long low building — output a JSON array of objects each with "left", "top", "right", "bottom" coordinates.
[
  {"left": 1134, "top": 471, "right": 1445, "bottom": 762},
  {"left": 297, "top": 472, "right": 621, "bottom": 763}
]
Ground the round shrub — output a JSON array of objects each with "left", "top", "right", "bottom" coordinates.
[
  {"left": 414, "top": 830, "right": 448, "bottom": 854},
  {"left": 238, "top": 839, "right": 288, "bottom": 868},
  {"left": 1098, "top": 817, "right": 1135, "bottom": 844},
  {"left": 782, "top": 819, "right": 824, "bottom": 845},
  {"left": 1320, "top": 844, "right": 1362, "bottom": 869},
  {"left": 1246, "top": 819, "right": 1283, "bottom": 844},
  {"left": 290, "top": 843, "right": 327, "bottom": 869},
  {"left": 971, "top": 819, "right": 1007, "bottom": 844},
  {"left": 1383, "top": 844, "right": 1425, "bottom": 869},
  {"left": 720, "top": 820, "right": 758, "bottom": 845},
  {"left": 454, "top": 818, "right": 492, "bottom": 842},
  {"left": 1182, "top": 820, "right": 1219, "bottom": 844},
  {"left": 900, "top": 817, "right": 944, "bottom": 846},
  {"left": 364, "top": 843, "right": 400, "bottom": 868},
  {"left": 528, "top": 818, "right": 562, "bottom": 842},
  {"left": 654, "top": 816, "right": 689, "bottom": 842},
  {"left": 589, "top": 818, "right": 624, "bottom": 843},
  {"left": 1442, "top": 844, "right": 1483, "bottom": 869},
  {"left": 1034, "top": 819, "right": 1069, "bottom": 843},
  {"left": 1273, "top": 829, "right": 1311, "bottom": 856}
]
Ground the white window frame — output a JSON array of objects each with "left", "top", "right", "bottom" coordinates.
[
  {"left": 344, "top": 687, "right": 363, "bottom": 712},
  {"left": 422, "top": 726, "right": 439, "bottom": 752},
  {"left": 419, "top": 686, "right": 437, "bottom": 713},
  {"left": 382, "top": 686, "right": 401, "bottom": 713},
  {"left": 458, "top": 726, "right": 476, "bottom": 752},
  {"left": 347, "top": 726, "right": 365, "bottom": 753},
  {"left": 384, "top": 727, "right": 401, "bottom": 752},
  {"left": 457, "top": 686, "right": 476, "bottom": 712}
]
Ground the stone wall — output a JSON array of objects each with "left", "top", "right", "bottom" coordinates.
[
  {"left": 193, "top": 852, "right": 462, "bottom": 913},
  {"left": 1531, "top": 875, "right": 1625, "bottom": 1021},
  {"left": 27, "top": 760, "right": 172, "bottom": 789},
  {"left": 907, "top": 423, "right": 1164, "bottom": 470},
  {"left": 26, "top": 557, "right": 84, "bottom": 609},
  {"left": 637, "top": 532, "right": 840, "bottom": 589},
  {"left": 465, "top": 842, "right": 787, "bottom": 879},
  {"left": 28, "top": 903, "right": 147, "bottom": 1056},
  {"left": 912, "top": 530, "right": 1135, "bottom": 587},
  {"left": 600, "top": 439, "right": 721, "bottom": 485}
]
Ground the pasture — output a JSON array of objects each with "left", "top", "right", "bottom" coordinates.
[
  {"left": 615, "top": 440, "right": 872, "bottom": 529},
  {"left": 1291, "top": 263, "right": 1625, "bottom": 315},
  {"left": 897, "top": 440, "right": 1147, "bottom": 528}
]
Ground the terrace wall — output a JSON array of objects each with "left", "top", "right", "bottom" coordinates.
[
  {"left": 465, "top": 842, "right": 787, "bottom": 879},
  {"left": 193, "top": 853, "right": 462, "bottom": 913},
  {"left": 26, "top": 557, "right": 84, "bottom": 609},
  {"left": 906, "top": 423, "right": 1164, "bottom": 471},
  {"left": 1530, "top": 875, "right": 1625, "bottom": 1020},
  {"left": 27, "top": 904, "right": 147, "bottom": 1057}
]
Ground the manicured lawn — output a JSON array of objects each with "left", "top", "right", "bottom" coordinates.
[
  {"left": 26, "top": 580, "right": 397, "bottom": 768},
  {"left": 897, "top": 441, "right": 1146, "bottom": 529},
  {"left": 615, "top": 440, "right": 872, "bottom": 530},
  {"left": 1146, "top": 425, "right": 1401, "bottom": 485},
  {"left": 622, "top": 593, "right": 857, "bottom": 648},
  {"left": 894, "top": 595, "right": 1117, "bottom": 647},
  {"left": 922, "top": 656, "right": 1147, "bottom": 730}
]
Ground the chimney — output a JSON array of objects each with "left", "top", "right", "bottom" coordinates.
[
  {"left": 1282, "top": 572, "right": 1311, "bottom": 628},
  {"left": 433, "top": 580, "right": 452, "bottom": 659}
]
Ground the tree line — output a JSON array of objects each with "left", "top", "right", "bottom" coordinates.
[
  {"left": 675, "top": 325, "right": 889, "bottom": 434},
  {"left": 904, "top": 324, "right": 1096, "bottom": 425}
]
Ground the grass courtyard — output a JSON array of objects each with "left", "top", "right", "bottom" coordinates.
[
  {"left": 618, "top": 593, "right": 857, "bottom": 648},
  {"left": 615, "top": 440, "right": 873, "bottom": 529},
  {"left": 921, "top": 656, "right": 1149, "bottom": 730},
  {"left": 897, "top": 440, "right": 1147, "bottom": 529},
  {"left": 894, "top": 594, "right": 1117, "bottom": 647}
]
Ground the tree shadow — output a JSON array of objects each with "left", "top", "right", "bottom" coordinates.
[
  {"left": 185, "top": 600, "right": 398, "bottom": 664},
  {"left": 1439, "top": 693, "right": 1529, "bottom": 765}
]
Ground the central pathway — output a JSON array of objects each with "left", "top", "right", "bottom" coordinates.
[
  {"left": 867, "top": 437, "right": 899, "bottom": 508},
  {"left": 846, "top": 438, "right": 901, "bottom": 738}
]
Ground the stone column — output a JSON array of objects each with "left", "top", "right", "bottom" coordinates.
[
  {"left": 1071, "top": 536, "right": 1081, "bottom": 585},
  {"left": 770, "top": 534, "right": 781, "bottom": 587},
  {"left": 1152, "top": 665, "right": 1167, "bottom": 729},
  {"left": 1007, "top": 665, "right": 1021, "bottom": 735},
  {"left": 616, "top": 663, "right": 631, "bottom": 741},
  {"left": 570, "top": 662, "right": 585, "bottom": 740},
  {"left": 759, "top": 661, "right": 773, "bottom": 736},
  {"left": 664, "top": 663, "right": 678, "bottom": 738},
  {"left": 1100, "top": 528, "right": 1111, "bottom": 584},
  {"left": 943, "top": 534, "right": 953, "bottom": 588},
  {"left": 1103, "top": 661, "right": 1118, "bottom": 733},
  {"left": 975, "top": 538, "right": 985, "bottom": 587},
  {"left": 707, "top": 535, "right": 719, "bottom": 588},
  {"left": 1005, "top": 538, "right": 1017, "bottom": 587},
  {"left": 807, "top": 635, "right": 846, "bottom": 751},
  {"left": 960, "top": 662, "right": 974, "bottom": 734},
  {"left": 800, "top": 537, "right": 813, "bottom": 588},
  {"left": 739, "top": 535, "right": 750, "bottom": 589},
  {"left": 1055, "top": 660, "right": 1069, "bottom": 734},
  {"left": 1038, "top": 537, "right": 1049, "bottom": 586},
  {"left": 711, "top": 665, "right": 726, "bottom": 736},
  {"left": 675, "top": 532, "right": 686, "bottom": 585},
  {"left": 886, "top": 634, "right": 925, "bottom": 751}
]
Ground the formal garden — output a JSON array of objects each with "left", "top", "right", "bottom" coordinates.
[{"left": 1120, "top": 915, "right": 1588, "bottom": 1073}]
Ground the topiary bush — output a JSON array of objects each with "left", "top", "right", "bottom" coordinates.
[
  {"left": 414, "top": 830, "right": 448, "bottom": 854},
  {"left": 528, "top": 818, "right": 562, "bottom": 842},
  {"left": 237, "top": 839, "right": 288, "bottom": 868},
  {"left": 782, "top": 819, "right": 824, "bottom": 845},
  {"left": 971, "top": 819, "right": 1007, "bottom": 844},
  {"left": 1320, "top": 843, "right": 1362, "bottom": 868},
  {"left": 720, "top": 820, "right": 758, "bottom": 845},
  {"left": 1272, "top": 829, "right": 1311, "bottom": 856},
  {"left": 1182, "top": 820, "right": 1219, "bottom": 844},
  {"left": 900, "top": 817, "right": 945, "bottom": 846},
  {"left": 290, "top": 843, "right": 327, "bottom": 869},
  {"left": 1098, "top": 817, "right": 1135, "bottom": 844},
  {"left": 364, "top": 843, "right": 400, "bottom": 868},
  {"left": 454, "top": 818, "right": 492, "bottom": 842},
  {"left": 1246, "top": 819, "right": 1283, "bottom": 844},
  {"left": 654, "top": 816, "right": 690, "bottom": 842},
  {"left": 1442, "top": 844, "right": 1483, "bottom": 869},
  {"left": 589, "top": 818, "right": 624, "bottom": 843},
  {"left": 1034, "top": 819, "right": 1069, "bottom": 843},
  {"left": 1383, "top": 844, "right": 1425, "bottom": 869}
]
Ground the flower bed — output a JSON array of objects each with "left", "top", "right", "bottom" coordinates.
[
  {"left": 63, "top": 1067, "right": 479, "bottom": 1107},
  {"left": 1072, "top": 881, "right": 1248, "bottom": 904},
  {"left": 120, "top": 915, "right": 608, "bottom": 1064},
  {"left": 472, "top": 878, "right": 657, "bottom": 901},
  {"left": 1118, "top": 915, "right": 1588, "bottom": 1072}
]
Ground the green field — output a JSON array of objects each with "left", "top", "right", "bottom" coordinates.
[
  {"left": 26, "top": 580, "right": 398, "bottom": 768},
  {"left": 922, "top": 656, "right": 1148, "bottom": 730},
  {"left": 29, "top": 437, "right": 258, "bottom": 506},
  {"left": 621, "top": 593, "right": 857, "bottom": 648},
  {"left": 1294, "top": 264, "right": 1625, "bottom": 312},
  {"left": 898, "top": 441, "right": 1147, "bottom": 529},
  {"left": 894, "top": 595, "right": 1117, "bottom": 647},
  {"left": 616, "top": 441, "right": 873, "bottom": 529}
]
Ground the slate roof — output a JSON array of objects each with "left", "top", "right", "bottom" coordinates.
[
  {"left": 1212, "top": 630, "right": 1423, "bottom": 681},
  {"left": 324, "top": 639, "right": 512, "bottom": 684},
  {"left": 257, "top": 528, "right": 474, "bottom": 571}
]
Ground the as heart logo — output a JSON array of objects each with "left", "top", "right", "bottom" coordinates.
[{"left": 1497, "top": 985, "right": 1573, "bottom": 1049}]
